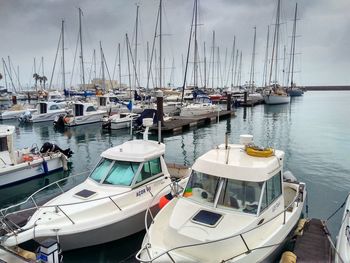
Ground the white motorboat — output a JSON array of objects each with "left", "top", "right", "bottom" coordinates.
[
  {"left": 0, "top": 122, "right": 190, "bottom": 251},
  {"left": 0, "top": 105, "right": 37, "bottom": 120},
  {"left": 102, "top": 112, "right": 139, "bottom": 130},
  {"left": 335, "top": 193, "right": 350, "bottom": 263},
  {"left": 137, "top": 134, "right": 306, "bottom": 263},
  {"left": 0, "top": 125, "right": 72, "bottom": 187},
  {"left": 47, "top": 90, "right": 65, "bottom": 102},
  {"left": 54, "top": 101, "right": 106, "bottom": 127},
  {"left": 20, "top": 101, "right": 69, "bottom": 123}
]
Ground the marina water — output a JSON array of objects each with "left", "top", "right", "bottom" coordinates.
[{"left": 1, "top": 91, "right": 349, "bottom": 262}]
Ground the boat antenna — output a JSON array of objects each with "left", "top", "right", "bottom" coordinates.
[{"left": 158, "top": 120, "right": 161, "bottom": 144}]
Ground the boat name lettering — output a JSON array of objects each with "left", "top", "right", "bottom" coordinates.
[
  {"left": 136, "top": 186, "right": 151, "bottom": 197},
  {"left": 272, "top": 200, "right": 281, "bottom": 212}
]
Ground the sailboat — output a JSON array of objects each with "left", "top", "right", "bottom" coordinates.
[
  {"left": 263, "top": 0, "right": 290, "bottom": 105},
  {"left": 286, "top": 3, "right": 303, "bottom": 97},
  {"left": 180, "top": 0, "right": 219, "bottom": 116}
]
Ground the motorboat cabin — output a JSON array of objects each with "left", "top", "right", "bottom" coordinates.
[
  {"left": 27, "top": 101, "right": 69, "bottom": 123},
  {"left": 137, "top": 135, "right": 306, "bottom": 262}
]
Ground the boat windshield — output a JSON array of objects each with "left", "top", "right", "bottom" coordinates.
[
  {"left": 184, "top": 171, "right": 263, "bottom": 214},
  {"left": 183, "top": 171, "right": 220, "bottom": 206},
  {"left": 90, "top": 158, "right": 140, "bottom": 186}
]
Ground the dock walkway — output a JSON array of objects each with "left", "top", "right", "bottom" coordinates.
[
  {"left": 293, "top": 218, "right": 334, "bottom": 262},
  {"left": 151, "top": 110, "right": 234, "bottom": 134}
]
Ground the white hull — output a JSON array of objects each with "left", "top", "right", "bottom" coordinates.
[
  {"left": 140, "top": 182, "right": 305, "bottom": 262},
  {"left": 31, "top": 110, "right": 68, "bottom": 123},
  {"left": 65, "top": 111, "right": 106, "bottom": 126},
  {"left": 0, "top": 154, "right": 64, "bottom": 187},
  {"left": 335, "top": 193, "right": 350, "bottom": 263},
  {"left": 264, "top": 95, "right": 290, "bottom": 105},
  {"left": 0, "top": 109, "right": 36, "bottom": 120},
  {"left": 180, "top": 104, "right": 219, "bottom": 117},
  {"left": 110, "top": 119, "right": 133, "bottom": 130}
]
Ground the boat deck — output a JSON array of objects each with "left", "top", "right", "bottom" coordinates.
[
  {"left": 151, "top": 110, "right": 235, "bottom": 134},
  {"left": 293, "top": 218, "right": 334, "bottom": 262},
  {"left": 0, "top": 246, "right": 29, "bottom": 263}
]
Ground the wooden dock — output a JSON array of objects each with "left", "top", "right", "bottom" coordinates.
[
  {"left": 151, "top": 110, "right": 235, "bottom": 134},
  {"left": 292, "top": 218, "right": 334, "bottom": 262}
]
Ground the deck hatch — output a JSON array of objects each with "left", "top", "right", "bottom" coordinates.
[
  {"left": 74, "top": 189, "right": 97, "bottom": 199},
  {"left": 191, "top": 210, "right": 222, "bottom": 227}
]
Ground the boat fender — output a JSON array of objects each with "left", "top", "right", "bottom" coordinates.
[
  {"left": 22, "top": 154, "right": 33, "bottom": 162},
  {"left": 61, "top": 155, "right": 68, "bottom": 171},
  {"left": 159, "top": 193, "right": 173, "bottom": 209},
  {"left": 279, "top": 251, "right": 296, "bottom": 263},
  {"left": 42, "top": 159, "right": 49, "bottom": 174},
  {"left": 294, "top": 218, "right": 308, "bottom": 236}
]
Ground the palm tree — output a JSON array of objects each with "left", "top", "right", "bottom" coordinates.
[
  {"left": 33, "top": 73, "right": 40, "bottom": 91},
  {"left": 42, "top": 76, "right": 47, "bottom": 89}
]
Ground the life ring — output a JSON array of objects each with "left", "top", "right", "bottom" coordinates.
[{"left": 245, "top": 145, "right": 274, "bottom": 158}]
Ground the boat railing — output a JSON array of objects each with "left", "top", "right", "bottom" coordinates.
[
  {"left": 0, "top": 171, "right": 179, "bottom": 235},
  {"left": 0, "top": 171, "right": 90, "bottom": 218},
  {"left": 136, "top": 182, "right": 305, "bottom": 262}
]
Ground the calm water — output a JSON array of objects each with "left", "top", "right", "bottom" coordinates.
[{"left": 1, "top": 91, "right": 350, "bottom": 262}]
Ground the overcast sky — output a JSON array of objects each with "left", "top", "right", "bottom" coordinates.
[{"left": 0, "top": 0, "right": 349, "bottom": 90}]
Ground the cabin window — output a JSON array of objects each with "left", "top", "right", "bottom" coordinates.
[
  {"left": 135, "top": 158, "right": 162, "bottom": 184},
  {"left": 104, "top": 161, "right": 140, "bottom": 186},
  {"left": 90, "top": 158, "right": 113, "bottom": 182},
  {"left": 260, "top": 172, "right": 282, "bottom": 212},
  {"left": 183, "top": 171, "right": 220, "bottom": 206},
  {"left": 0, "top": 137, "right": 8, "bottom": 152},
  {"left": 75, "top": 104, "right": 84, "bottom": 116},
  {"left": 39, "top": 103, "right": 47, "bottom": 114},
  {"left": 86, "top": 106, "right": 96, "bottom": 112},
  {"left": 266, "top": 172, "right": 282, "bottom": 204},
  {"left": 217, "top": 179, "right": 263, "bottom": 214},
  {"left": 49, "top": 105, "right": 59, "bottom": 110}
]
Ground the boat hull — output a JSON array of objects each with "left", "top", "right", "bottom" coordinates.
[
  {"left": 65, "top": 112, "right": 106, "bottom": 127},
  {"left": 34, "top": 205, "right": 158, "bottom": 251},
  {"left": 31, "top": 110, "right": 68, "bottom": 123},
  {"left": 0, "top": 109, "right": 36, "bottom": 120},
  {"left": 0, "top": 154, "right": 64, "bottom": 187},
  {"left": 287, "top": 89, "right": 303, "bottom": 97},
  {"left": 110, "top": 120, "right": 133, "bottom": 130},
  {"left": 264, "top": 95, "right": 290, "bottom": 105}
]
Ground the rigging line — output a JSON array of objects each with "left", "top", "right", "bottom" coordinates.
[
  {"left": 326, "top": 194, "right": 348, "bottom": 222},
  {"left": 69, "top": 32, "right": 80, "bottom": 88},
  {"left": 146, "top": 4, "right": 160, "bottom": 90},
  {"left": 48, "top": 30, "right": 62, "bottom": 90},
  {"left": 102, "top": 46, "right": 115, "bottom": 90},
  {"left": 180, "top": 0, "right": 196, "bottom": 105}
]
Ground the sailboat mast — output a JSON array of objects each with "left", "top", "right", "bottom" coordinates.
[
  {"left": 159, "top": 0, "right": 162, "bottom": 89},
  {"left": 126, "top": 34, "right": 132, "bottom": 100},
  {"left": 203, "top": 42, "right": 206, "bottom": 88},
  {"left": 290, "top": 3, "right": 298, "bottom": 88},
  {"left": 231, "top": 36, "right": 236, "bottom": 89},
  {"left": 193, "top": 0, "right": 198, "bottom": 88},
  {"left": 211, "top": 31, "right": 215, "bottom": 89},
  {"left": 268, "top": 0, "right": 280, "bottom": 86},
  {"left": 135, "top": 5, "right": 139, "bottom": 89},
  {"left": 100, "top": 41, "right": 106, "bottom": 91},
  {"left": 262, "top": 25, "right": 270, "bottom": 87},
  {"left": 249, "top": 27, "right": 256, "bottom": 92},
  {"left": 61, "top": 20, "right": 66, "bottom": 91},
  {"left": 118, "top": 43, "right": 121, "bottom": 89},
  {"left": 79, "top": 8, "right": 86, "bottom": 90}
]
